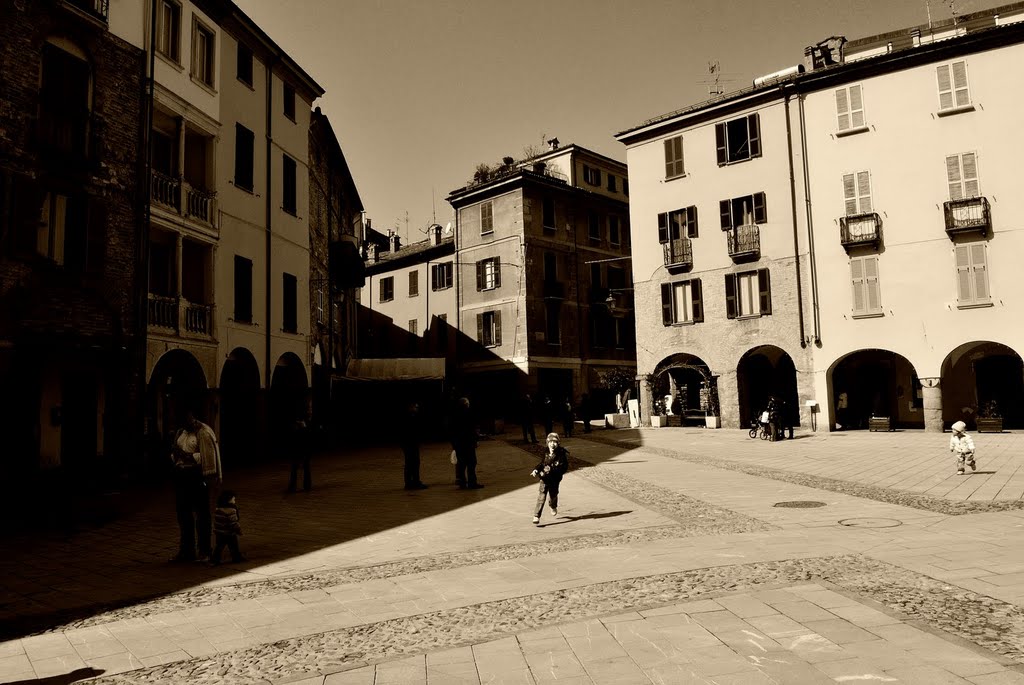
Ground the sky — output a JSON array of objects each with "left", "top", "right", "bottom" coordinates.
[{"left": 235, "top": 0, "right": 994, "bottom": 246}]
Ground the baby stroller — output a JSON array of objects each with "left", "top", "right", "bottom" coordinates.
[{"left": 748, "top": 410, "right": 772, "bottom": 440}]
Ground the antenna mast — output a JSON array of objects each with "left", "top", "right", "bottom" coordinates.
[{"left": 701, "top": 61, "right": 726, "bottom": 96}]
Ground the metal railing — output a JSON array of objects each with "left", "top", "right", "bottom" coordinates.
[
  {"left": 839, "top": 212, "right": 882, "bottom": 248},
  {"left": 66, "top": 0, "right": 109, "bottom": 21},
  {"left": 726, "top": 225, "right": 760, "bottom": 259},
  {"left": 662, "top": 237, "right": 692, "bottom": 268},
  {"left": 147, "top": 294, "right": 178, "bottom": 329},
  {"left": 151, "top": 170, "right": 216, "bottom": 227},
  {"left": 943, "top": 196, "right": 990, "bottom": 235}
]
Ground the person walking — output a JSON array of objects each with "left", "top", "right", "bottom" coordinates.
[
  {"left": 401, "top": 401, "right": 428, "bottom": 490},
  {"left": 530, "top": 433, "right": 570, "bottom": 524},
  {"left": 287, "top": 414, "right": 312, "bottom": 493},
  {"left": 541, "top": 396, "right": 554, "bottom": 436},
  {"left": 950, "top": 420, "right": 977, "bottom": 475},
  {"left": 562, "top": 397, "right": 574, "bottom": 438},
  {"left": 519, "top": 393, "right": 537, "bottom": 444},
  {"left": 169, "top": 409, "right": 221, "bottom": 563},
  {"left": 450, "top": 397, "right": 483, "bottom": 489},
  {"left": 210, "top": 489, "right": 244, "bottom": 565}
]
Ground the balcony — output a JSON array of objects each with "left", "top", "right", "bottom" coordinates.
[
  {"left": 63, "top": 0, "right": 109, "bottom": 22},
  {"left": 840, "top": 212, "right": 882, "bottom": 251},
  {"left": 662, "top": 237, "right": 692, "bottom": 269},
  {"left": 148, "top": 294, "right": 214, "bottom": 338},
  {"left": 543, "top": 280, "right": 565, "bottom": 299},
  {"left": 726, "top": 225, "right": 760, "bottom": 261},
  {"left": 151, "top": 170, "right": 217, "bottom": 228},
  {"left": 944, "top": 196, "right": 991, "bottom": 237}
]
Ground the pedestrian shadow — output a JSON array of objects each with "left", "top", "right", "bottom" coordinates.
[
  {"left": 538, "top": 510, "right": 632, "bottom": 527},
  {"left": 4, "top": 667, "right": 104, "bottom": 684},
  {"left": 966, "top": 470, "right": 997, "bottom": 475}
]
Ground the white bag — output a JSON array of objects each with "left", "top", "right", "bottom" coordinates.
[
  {"left": 449, "top": 449, "right": 458, "bottom": 465},
  {"left": 760, "top": 411, "right": 770, "bottom": 424}
]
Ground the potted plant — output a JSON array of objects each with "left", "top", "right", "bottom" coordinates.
[
  {"left": 702, "top": 378, "right": 721, "bottom": 429},
  {"left": 977, "top": 401, "right": 1003, "bottom": 433},
  {"left": 868, "top": 415, "right": 892, "bottom": 432},
  {"left": 650, "top": 397, "right": 668, "bottom": 428}
]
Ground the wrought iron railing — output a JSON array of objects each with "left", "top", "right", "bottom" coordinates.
[
  {"left": 839, "top": 212, "right": 882, "bottom": 248},
  {"left": 726, "top": 225, "right": 760, "bottom": 259},
  {"left": 943, "top": 196, "right": 990, "bottom": 235},
  {"left": 147, "top": 294, "right": 178, "bottom": 329},
  {"left": 662, "top": 237, "right": 692, "bottom": 268}
]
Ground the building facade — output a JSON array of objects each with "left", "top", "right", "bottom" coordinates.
[{"left": 618, "top": 2, "right": 1024, "bottom": 431}]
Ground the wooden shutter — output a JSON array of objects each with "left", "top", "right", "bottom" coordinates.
[
  {"left": 715, "top": 123, "right": 727, "bottom": 165},
  {"left": 493, "top": 257, "right": 501, "bottom": 288},
  {"left": 661, "top": 283, "right": 672, "bottom": 326},
  {"left": 937, "top": 64, "right": 954, "bottom": 110},
  {"left": 849, "top": 85, "right": 865, "bottom": 128},
  {"left": 971, "top": 243, "right": 989, "bottom": 301},
  {"left": 864, "top": 256, "right": 881, "bottom": 312},
  {"left": 493, "top": 310, "right": 502, "bottom": 345},
  {"left": 843, "top": 173, "right": 858, "bottom": 215},
  {"left": 851, "top": 257, "right": 866, "bottom": 314},
  {"left": 747, "top": 114, "right": 761, "bottom": 158},
  {"left": 757, "top": 268, "right": 772, "bottom": 315},
  {"left": 431, "top": 264, "right": 438, "bottom": 291},
  {"left": 409, "top": 270, "right": 418, "bottom": 297},
  {"left": 686, "top": 206, "right": 698, "bottom": 238},
  {"left": 475, "top": 260, "right": 483, "bottom": 291},
  {"left": 85, "top": 197, "right": 106, "bottom": 274},
  {"left": 955, "top": 244, "right": 973, "bottom": 302},
  {"left": 952, "top": 61, "right": 970, "bottom": 107},
  {"left": 719, "top": 199, "right": 732, "bottom": 230},
  {"left": 691, "top": 278, "right": 704, "bottom": 323},
  {"left": 658, "top": 212, "right": 668, "bottom": 243},
  {"left": 961, "top": 153, "right": 979, "bottom": 198},
  {"left": 664, "top": 136, "right": 684, "bottom": 178},
  {"left": 725, "top": 273, "right": 737, "bottom": 319},
  {"left": 856, "top": 171, "right": 872, "bottom": 213},
  {"left": 476, "top": 313, "right": 485, "bottom": 343},
  {"left": 836, "top": 88, "right": 850, "bottom": 131},
  {"left": 946, "top": 154, "right": 963, "bottom": 200},
  {"left": 753, "top": 192, "right": 767, "bottom": 224}
]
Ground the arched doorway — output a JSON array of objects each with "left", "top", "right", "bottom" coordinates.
[
  {"left": 652, "top": 353, "right": 714, "bottom": 425},
  {"left": 829, "top": 349, "right": 924, "bottom": 430},
  {"left": 219, "top": 348, "right": 261, "bottom": 468},
  {"left": 941, "top": 341, "right": 1024, "bottom": 429},
  {"left": 147, "top": 350, "right": 208, "bottom": 460},
  {"left": 270, "top": 352, "right": 309, "bottom": 451},
  {"left": 736, "top": 345, "right": 800, "bottom": 429},
  {"left": 311, "top": 342, "right": 329, "bottom": 430}
]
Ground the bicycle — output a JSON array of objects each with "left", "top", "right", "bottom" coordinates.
[{"left": 748, "top": 419, "right": 771, "bottom": 440}]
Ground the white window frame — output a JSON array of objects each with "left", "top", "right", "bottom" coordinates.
[
  {"left": 482, "top": 258, "right": 497, "bottom": 290},
  {"left": 736, "top": 272, "right": 759, "bottom": 317},
  {"left": 191, "top": 18, "right": 215, "bottom": 88},
  {"left": 937, "top": 61, "right": 971, "bottom": 112},
  {"left": 480, "top": 201, "right": 493, "bottom": 235},
  {"left": 851, "top": 256, "right": 882, "bottom": 317},
  {"left": 156, "top": 0, "right": 181, "bottom": 62},
  {"left": 835, "top": 85, "right": 866, "bottom": 133},
  {"left": 842, "top": 171, "right": 873, "bottom": 215},
  {"left": 671, "top": 281, "right": 693, "bottom": 324},
  {"left": 946, "top": 152, "right": 980, "bottom": 201},
  {"left": 955, "top": 243, "right": 992, "bottom": 307}
]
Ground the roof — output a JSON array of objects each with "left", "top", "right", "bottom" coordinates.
[
  {"left": 365, "top": 235, "right": 455, "bottom": 275},
  {"left": 343, "top": 358, "right": 445, "bottom": 382},
  {"left": 310, "top": 108, "right": 364, "bottom": 212}
]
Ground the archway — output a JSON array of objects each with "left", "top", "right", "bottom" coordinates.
[
  {"left": 147, "top": 349, "right": 208, "bottom": 460},
  {"left": 311, "top": 342, "right": 329, "bottom": 430},
  {"left": 270, "top": 352, "right": 309, "bottom": 451},
  {"left": 736, "top": 345, "right": 799, "bottom": 429},
  {"left": 941, "top": 341, "right": 1024, "bottom": 429},
  {"left": 829, "top": 349, "right": 924, "bottom": 430},
  {"left": 219, "top": 348, "right": 261, "bottom": 467},
  {"left": 652, "top": 353, "right": 714, "bottom": 425}
]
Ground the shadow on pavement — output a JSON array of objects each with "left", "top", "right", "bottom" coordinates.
[
  {"left": 538, "top": 511, "right": 633, "bottom": 528},
  {"left": 3, "top": 667, "right": 105, "bottom": 684}
]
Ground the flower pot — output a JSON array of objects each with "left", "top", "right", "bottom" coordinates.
[
  {"left": 705, "top": 416, "right": 720, "bottom": 429},
  {"left": 651, "top": 415, "right": 668, "bottom": 428},
  {"left": 868, "top": 416, "right": 892, "bottom": 432},
  {"left": 977, "top": 417, "right": 1003, "bottom": 433}
]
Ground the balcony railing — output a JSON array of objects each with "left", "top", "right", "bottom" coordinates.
[
  {"left": 185, "top": 185, "right": 216, "bottom": 224},
  {"left": 726, "top": 225, "right": 760, "bottom": 261},
  {"left": 943, "top": 196, "right": 991, "bottom": 236},
  {"left": 840, "top": 212, "right": 882, "bottom": 250},
  {"left": 65, "top": 0, "right": 109, "bottom": 21},
  {"left": 151, "top": 170, "right": 217, "bottom": 227},
  {"left": 148, "top": 294, "right": 214, "bottom": 338},
  {"left": 185, "top": 302, "right": 213, "bottom": 335},
  {"left": 543, "top": 280, "right": 565, "bottom": 299},
  {"left": 662, "top": 237, "right": 692, "bottom": 268},
  {"left": 152, "top": 171, "right": 181, "bottom": 211},
  {"left": 148, "top": 294, "right": 178, "bottom": 330}
]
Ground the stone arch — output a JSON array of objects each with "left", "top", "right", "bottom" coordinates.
[
  {"left": 941, "top": 341, "right": 1024, "bottom": 429},
  {"left": 828, "top": 349, "right": 924, "bottom": 430},
  {"left": 219, "top": 348, "right": 262, "bottom": 466},
  {"left": 147, "top": 349, "right": 208, "bottom": 444},
  {"left": 270, "top": 352, "right": 309, "bottom": 445},
  {"left": 651, "top": 353, "right": 715, "bottom": 422},
  {"left": 736, "top": 345, "right": 799, "bottom": 429}
]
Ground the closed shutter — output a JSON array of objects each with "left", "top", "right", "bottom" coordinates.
[
  {"left": 686, "top": 206, "right": 698, "bottom": 238},
  {"left": 85, "top": 197, "right": 106, "bottom": 274},
  {"left": 477, "top": 313, "right": 485, "bottom": 344},
  {"left": 719, "top": 199, "right": 732, "bottom": 230},
  {"left": 757, "top": 268, "right": 772, "bottom": 315},
  {"left": 658, "top": 212, "right": 668, "bottom": 243},
  {"left": 691, "top": 278, "right": 704, "bottom": 323},
  {"left": 937, "top": 64, "right": 954, "bottom": 110},
  {"left": 715, "top": 123, "right": 727, "bottom": 165},
  {"left": 476, "top": 260, "right": 483, "bottom": 291},
  {"left": 849, "top": 85, "right": 865, "bottom": 128},
  {"left": 836, "top": 88, "right": 850, "bottom": 131},
  {"left": 952, "top": 61, "right": 970, "bottom": 107},
  {"left": 747, "top": 114, "right": 761, "bottom": 158},
  {"left": 856, "top": 171, "right": 872, "bottom": 213},
  {"left": 661, "top": 283, "right": 672, "bottom": 326},
  {"left": 864, "top": 256, "right": 881, "bottom": 312},
  {"left": 725, "top": 273, "right": 737, "bottom": 319},
  {"left": 664, "top": 136, "right": 684, "bottom": 178},
  {"left": 961, "top": 153, "right": 979, "bottom": 198},
  {"left": 946, "top": 155, "right": 963, "bottom": 200},
  {"left": 971, "top": 243, "right": 989, "bottom": 301},
  {"left": 493, "top": 310, "right": 502, "bottom": 345},
  {"left": 234, "top": 256, "right": 252, "bottom": 322},
  {"left": 851, "top": 257, "right": 866, "bottom": 314},
  {"left": 493, "top": 257, "right": 501, "bottom": 288},
  {"left": 843, "top": 173, "right": 858, "bottom": 215},
  {"left": 753, "top": 192, "right": 767, "bottom": 224},
  {"left": 431, "top": 264, "right": 438, "bottom": 291},
  {"left": 955, "top": 244, "right": 973, "bottom": 302}
]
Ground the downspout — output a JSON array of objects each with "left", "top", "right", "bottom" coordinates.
[
  {"left": 797, "top": 94, "right": 822, "bottom": 345},
  {"left": 264, "top": 56, "right": 278, "bottom": 388},
  {"left": 783, "top": 87, "right": 807, "bottom": 348}
]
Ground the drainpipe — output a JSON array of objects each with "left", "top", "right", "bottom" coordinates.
[
  {"left": 797, "top": 94, "right": 822, "bottom": 346},
  {"left": 783, "top": 87, "right": 807, "bottom": 349},
  {"left": 264, "top": 57, "right": 278, "bottom": 389}
]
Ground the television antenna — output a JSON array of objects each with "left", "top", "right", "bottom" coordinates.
[{"left": 699, "top": 61, "right": 736, "bottom": 97}]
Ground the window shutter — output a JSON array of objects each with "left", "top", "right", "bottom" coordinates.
[
  {"left": 85, "top": 197, "right": 107, "bottom": 274},
  {"left": 937, "top": 64, "right": 954, "bottom": 110},
  {"left": 493, "top": 310, "right": 502, "bottom": 345},
  {"left": 664, "top": 138, "right": 673, "bottom": 178},
  {"left": 753, "top": 192, "right": 767, "bottom": 224},
  {"left": 431, "top": 264, "right": 438, "bottom": 291},
  {"left": 476, "top": 313, "right": 484, "bottom": 343},
  {"left": 725, "top": 273, "right": 737, "bottom": 319},
  {"left": 715, "top": 123, "right": 727, "bottom": 165},
  {"left": 843, "top": 173, "right": 858, "bottom": 215},
  {"left": 952, "top": 61, "right": 970, "bottom": 107},
  {"left": 657, "top": 212, "right": 668, "bottom": 243},
  {"left": 856, "top": 171, "right": 872, "bottom": 213},
  {"left": 851, "top": 257, "right": 866, "bottom": 314},
  {"left": 835, "top": 88, "right": 850, "bottom": 131},
  {"left": 691, "top": 278, "right": 704, "bottom": 323},
  {"left": 475, "top": 260, "right": 483, "bottom": 291},
  {"left": 849, "top": 85, "right": 865, "bottom": 128},
  {"left": 494, "top": 257, "right": 501, "bottom": 288},
  {"left": 757, "top": 268, "right": 772, "bottom": 315},
  {"left": 687, "top": 206, "right": 698, "bottom": 238},
  {"left": 661, "top": 283, "right": 672, "bottom": 326},
  {"left": 719, "top": 199, "right": 732, "bottom": 230},
  {"left": 971, "top": 243, "right": 989, "bottom": 300},
  {"left": 946, "top": 155, "right": 963, "bottom": 201},
  {"left": 961, "top": 152, "right": 979, "bottom": 198},
  {"left": 864, "top": 256, "right": 881, "bottom": 312},
  {"left": 664, "top": 136, "right": 684, "bottom": 178},
  {"left": 955, "top": 244, "right": 973, "bottom": 302},
  {"left": 673, "top": 136, "right": 684, "bottom": 177},
  {"left": 747, "top": 114, "right": 761, "bottom": 158}
]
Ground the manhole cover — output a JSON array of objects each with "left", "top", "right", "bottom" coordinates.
[
  {"left": 774, "top": 501, "right": 827, "bottom": 508},
  {"left": 838, "top": 517, "right": 903, "bottom": 528}
]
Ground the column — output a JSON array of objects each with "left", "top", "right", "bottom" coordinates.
[
  {"left": 921, "top": 378, "right": 943, "bottom": 432},
  {"left": 176, "top": 118, "right": 186, "bottom": 215},
  {"left": 636, "top": 373, "right": 653, "bottom": 427},
  {"left": 175, "top": 233, "right": 184, "bottom": 333},
  {"left": 716, "top": 371, "right": 740, "bottom": 428}
]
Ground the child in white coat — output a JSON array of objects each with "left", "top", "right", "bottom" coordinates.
[{"left": 950, "top": 420, "right": 976, "bottom": 475}]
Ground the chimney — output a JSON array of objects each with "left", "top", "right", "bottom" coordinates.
[
  {"left": 431, "top": 224, "right": 443, "bottom": 246},
  {"left": 547, "top": 137, "right": 560, "bottom": 150},
  {"left": 367, "top": 242, "right": 378, "bottom": 263},
  {"left": 804, "top": 36, "right": 846, "bottom": 71},
  {"left": 388, "top": 230, "right": 400, "bottom": 253}
]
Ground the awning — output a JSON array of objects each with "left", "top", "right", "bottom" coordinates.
[{"left": 341, "top": 357, "right": 445, "bottom": 382}]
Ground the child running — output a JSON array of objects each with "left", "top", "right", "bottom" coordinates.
[
  {"left": 950, "top": 420, "right": 976, "bottom": 475},
  {"left": 531, "top": 433, "right": 570, "bottom": 525}
]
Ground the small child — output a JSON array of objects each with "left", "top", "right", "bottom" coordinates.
[
  {"left": 950, "top": 420, "right": 976, "bottom": 475},
  {"left": 211, "top": 490, "right": 244, "bottom": 565},
  {"left": 530, "top": 433, "right": 569, "bottom": 525}
]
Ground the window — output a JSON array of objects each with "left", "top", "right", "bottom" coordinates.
[
  {"left": 725, "top": 269, "right": 771, "bottom": 318},
  {"left": 664, "top": 135, "right": 685, "bottom": 178},
  {"left": 233, "top": 255, "right": 252, "bottom": 322},
  {"left": 660, "top": 279, "right": 704, "bottom": 325},
  {"left": 545, "top": 301, "right": 561, "bottom": 344},
  {"left": 658, "top": 206, "right": 698, "bottom": 242},
  {"left": 480, "top": 201, "right": 493, "bottom": 234},
  {"left": 607, "top": 174, "right": 617, "bottom": 192},
  {"left": 955, "top": 243, "right": 991, "bottom": 306},
  {"left": 191, "top": 20, "right": 215, "bottom": 87},
  {"left": 316, "top": 285, "right": 325, "bottom": 324},
  {"left": 623, "top": 179, "right": 629, "bottom": 196},
  {"left": 234, "top": 123, "right": 254, "bottom": 191},
  {"left": 588, "top": 212, "right": 601, "bottom": 241},
  {"left": 583, "top": 164, "right": 601, "bottom": 186},
  {"left": 477, "top": 310, "right": 501, "bottom": 347},
  {"left": 380, "top": 276, "right": 394, "bottom": 302},
  {"left": 36, "top": 191, "right": 70, "bottom": 265},
  {"left": 937, "top": 61, "right": 971, "bottom": 112},
  {"left": 835, "top": 85, "right": 865, "bottom": 132},
  {"left": 431, "top": 261, "right": 453, "bottom": 290},
  {"left": 842, "top": 172, "right": 872, "bottom": 215},
  {"left": 156, "top": 0, "right": 181, "bottom": 62},
  {"left": 851, "top": 256, "right": 882, "bottom": 316},
  {"left": 282, "top": 155, "right": 297, "bottom": 215},
  {"left": 236, "top": 42, "right": 253, "bottom": 86},
  {"left": 283, "top": 83, "right": 296, "bottom": 121},
  {"left": 408, "top": 319, "right": 418, "bottom": 335},
  {"left": 39, "top": 44, "right": 90, "bottom": 160},
  {"left": 719, "top": 193, "right": 766, "bottom": 229},
  {"left": 408, "top": 270, "right": 418, "bottom": 297},
  {"left": 542, "top": 198, "right": 555, "bottom": 230},
  {"left": 946, "top": 152, "right": 979, "bottom": 200},
  {"left": 609, "top": 216, "right": 621, "bottom": 245},
  {"left": 543, "top": 251, "right": 558, "bottom": 281},
  {"left": 715, "top": 114, "right": 761, "bottom": 165},
  {"left": 476, "top": 257, "right": 500, "bottom": 290},
  {"left": 282, "top": 273, "right": 297, "bottom": 333},
  {"left": 591, "top": 262, "right": 602, "bottom": 288}
]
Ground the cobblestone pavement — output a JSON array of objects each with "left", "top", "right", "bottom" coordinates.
[{"left": 6, "top": 429, "right": 1024, "bottom": 683}]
